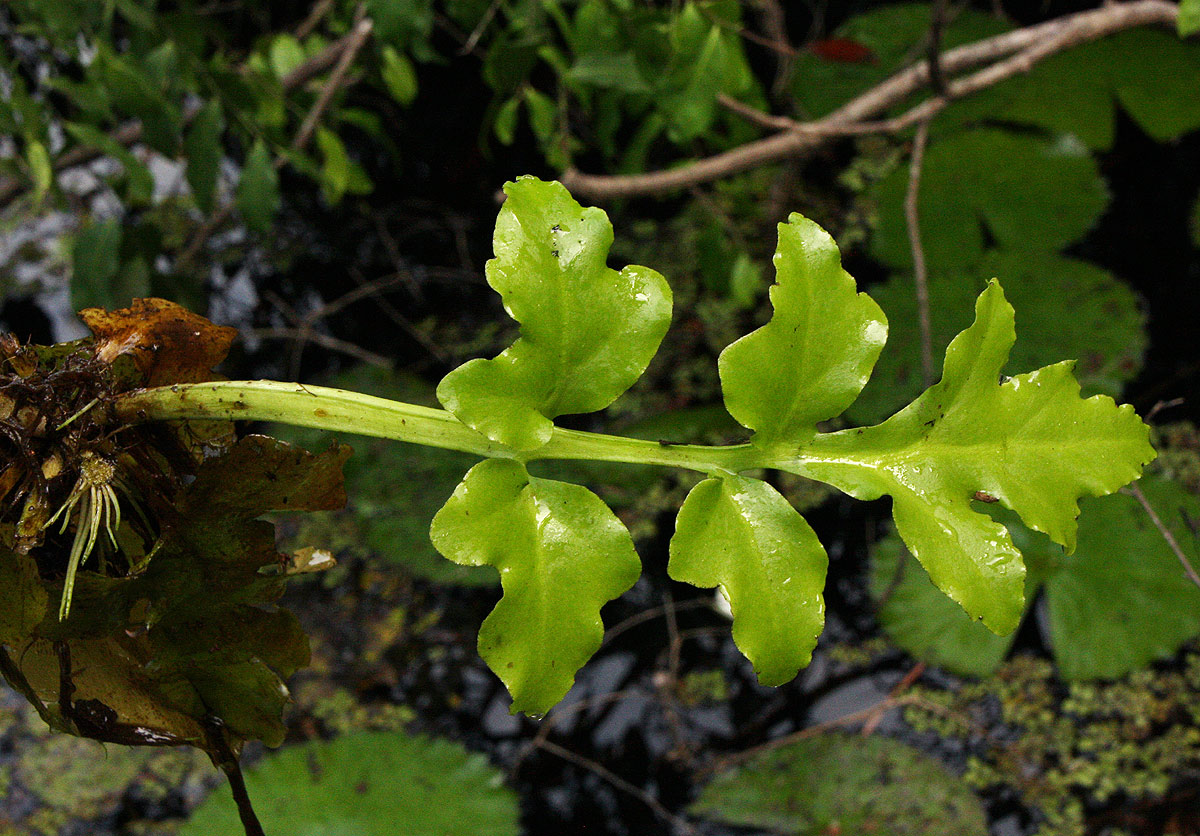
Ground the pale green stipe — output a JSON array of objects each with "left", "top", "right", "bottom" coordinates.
[
  {"left": 670, "top": 475, "right": 826, "bottom": 685},
  {"left": 718, "top": 212, "right": 887, "bottom": 448},
  {"left": 793, "top": 282, "right": 1155, "bottom": 634},
  {"left": 436, "top": 177, "right": 672, "bottom": 451},
  {"left": 113, "top": 380, "right": 763, "bottom": 473},
  {"left": 429, "top": 459, "right": 641, "bottom": 715}
]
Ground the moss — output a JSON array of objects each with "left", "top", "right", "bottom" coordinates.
[
  {"left": 305, "top": 687, "right": 416, "bottom": 736},
  {"left": 904, "top": 646, "right": 1200, "bottom": 835},
  {"left": 0, "top": 697, "right": 211, "bottom": 835},
  {"left": 676, "top": 669, "right": 729, "bottom": 706}
]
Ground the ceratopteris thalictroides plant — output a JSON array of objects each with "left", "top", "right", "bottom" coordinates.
[{"left": 0, "top": 177, "right": 1154, "bottom": 833}]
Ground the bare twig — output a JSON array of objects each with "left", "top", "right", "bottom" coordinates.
[
  {"left": 750, "top": 0, "right": 797, "bottom": 95},
  {"left": 1125, "top": 483, "right": 1200, "bottom": 590},
  {"left": 295, "top": 0, "right": 335, "bottom": 39},
  {"left": 173, "top": 203, "right": 235, "bottom": 274},
  {"left": 862, "top": 661, "right": 926, "bottom": 736},
  {"left": 293, "top": 17, "right": 374, "bottom": 151},
  {"left": 1146, "top": 397, "right": 1186, "bottom": 422},
  {"left": 905, "top": 120, "right": 936, "bottom": 388},
  {"left": 248, "top": 327, "right": 393, "bottom": 369},
  {"left": 347, "top": 267, "right": 450, "bottom": 366},
  {"left": 204, "top": 717, "right": 265, "bottom": 836},
  {"left": 460, "top": 0, "right": 503, "bottom": 56},
  {"left": 560, "top": 0, "right": 1179, "bottom": 200},
  {"left": 601, "top": 598, "right": 713, "bottom": 647},
  {"left": 534, "top": 739, "right": 698, "bottom": 835},
  {"left": 708, "top": 689, "right": 990, "bottom": 776},
  {"left": 717, "top": 94, "right": 801, "bottom": 132},
  {"left": 709, "top": 694, "right": 925, "bottom": 774}
]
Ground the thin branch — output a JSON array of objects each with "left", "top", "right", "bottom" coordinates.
[
  {"left": 862, "top": 661, "right": 926, "bottom": 736},
  {"left": 663, "top": 589, "right": 682, "bottom": 680},
  {"left": 717, "top": 94, "right": 800, "bottom": 132},
  {"left": 1125, "top": 483, "right": 1200, "bottom": 590},
  {"left": 751, "top": 0, "right": 796, "bottom": 96},
  {"left": 248, "top": 327, "right": 393, "bottom": 369},
  {"left": 348, "top": 267, "right": 451, "bottom": 366},
  {"left": 460, "top": 0, "right": 502, "bottom": 56},
  {"left": 560, "top": 0, "right": 1179, "bottom": 201},
  {"left": 293, "top": 17, "right": 374, "bottom": 152},
  {"left": 905, "top": 120, "right": 936, "bottom": 388},
  {"left": 535, "top": 739, "right": 698, "bottom": 835},
  {"left": 601, "top": 598, "right": 713, "bottom": 647},
  {"left": 1145, "top": 397, "right": 1185, "bottom": 422},
  {"left": 708, "top": 694, "right": 925, "bottom": 774},
  {"left": 173, "top": 203, "right": 234, "bottom": 273},
  {"left": 295, "top": 0, "right": 336, "bottom": 39}
]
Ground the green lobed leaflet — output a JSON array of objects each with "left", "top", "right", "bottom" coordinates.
[
  {"left": 436, "top": 176, "right": 672, "bottom": 451},
  {"left": 429, "top": 177, "right": 1155, "bottom": 715}
]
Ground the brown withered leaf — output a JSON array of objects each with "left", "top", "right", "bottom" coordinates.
[{"left": 79, "top": 297, "right": 237, "bottom": 386}]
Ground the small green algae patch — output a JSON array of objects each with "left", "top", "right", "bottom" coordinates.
[
  {"left": 905, "top": 650, "right": 1200, "bottom": 836},
  {"left": 0, "top": 691, "right": 211, "bottom": 836}
]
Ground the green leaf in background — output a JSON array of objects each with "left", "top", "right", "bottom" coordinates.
[
  {"left": 790, "top": 4, "right": 1008, "bottom": 119},
  {"left": 317, "top": 127, "right": 351, "bottom": 204},
  {"left": 236, "top": 141, "right": 280, "bottom": 234},
  {"left": 873, "top": 549, "right": 1016, "bottom": 677},
  {"left": 1107, "top": 30, "right": 1200, "bottom": 142},
  {"left": 71, "top": 217, "right": 123, "bottom": 309},
  {"left": 0, "top": 551, "right": 47, "bottom": 645},
  {"left": 1182, "top": 0, "right": 1200, "bottom": 36},
  {"left": 657, "top": 3, "right": 753, "bottom": 142},
  {"left": 180, "top": 732, "right": 519, "bottom": 836},
  {"left": 93, "top": 46, "right": 180, "bottom": 155},
  {"left": 802, "top": 282, "right": 1155, "bottom": 634},
  {"left": 1046, "top": 477, "right": 1200, "bottom": 679},
  {"left": 691, "top": 733, "right": 988, "bottom": 836},
  {"left": 873, "top": 477, "right": 1200, "bottom": 679},
  {"left": 719, "top": 213, "right": 886, "bottom": 446},
  {"left": 670, "top": 475, "right": 826, "bottom": 685},
  {"left": 567, "top": 52, "right": 652, "bottom": 93},
  {"left": 868, "top": 130, "right": 1108, "bottom": 271},
  {"left": 437, "top": 177, "right": 671, "bottom": 450},
  {"left": 381, "top": 45, "right": 418, "bottom": 105},
  {"left": 368, "top": 0, "right": 434, "bottom": 51},
  {"left": 847, "top": 252, "right": 1146, "bottom": 425},
  {"left": 493, "top": 95, "right": 520, "bottom": 145},
  {"left": 989, "top": 31, "right": 1200, "bottom": 148},
  {"left": 267, "top": 34, "right": 305, "bottom": 78},
  {"left": 26, "top": 139, "right": 52, "bottom": 203},
  {"left": 431, "top": 459, "right": 641, "bottom": 714},
  {"left": 183, "top": 99, "right": 224, "bottom": 214},
  {"left": 523, "top": 87, "right": 556, "bottom": 142}
]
